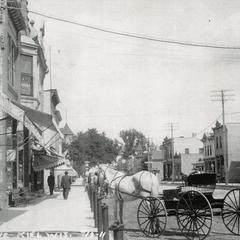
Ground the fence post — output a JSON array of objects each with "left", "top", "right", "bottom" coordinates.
[
  {"left": 90, "top": 186, "right": 94, "bottom": 211},
  {"left": 94, "top": 190, "right": 98, "bottom": 228},
  {"left": 102, "top": 203, "right": 109, "bottom": 240},
  {"left": 97, "top": 198, "right": 103, "bottom": 240},
  {"left": 110, "top": 222, "right": 124, "bottom": 240}
]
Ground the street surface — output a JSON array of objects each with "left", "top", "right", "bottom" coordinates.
[
  {"left": 0, "top": 178, "right": 97, "bottom": 239},
  {"left": 0, "top": 181, "right": 238, "bottom": 239}
]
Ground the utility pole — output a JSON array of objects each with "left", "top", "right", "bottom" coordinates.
[
  {"left": 49, "top": 46, "right": 52, "bottom": 89},
  {"left": 164, "top": 122, "right": 178, "bottom": 182},
  {"left": 211, "top": 89, "right": 234, "bottom": 185}
]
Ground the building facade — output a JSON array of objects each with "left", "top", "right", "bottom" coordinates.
[
  {"left": 0, "top": 1, "right": 64, "bottom": 208},
  {"left": 209, "top": 121, "right": 240, "bottom": 183},
  {"left": 0, "top": 0, "right": 46, "bottom": 209},
  {"left": 162, "top": 136, "right": 203, "bottom": 181},
  {"left": 201, "top": 132, "right": 216, "bottom": 174}
]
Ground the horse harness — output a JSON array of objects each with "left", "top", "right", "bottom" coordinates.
[{"left": 116, "top": 171, "right": 153, "bottom": 200}]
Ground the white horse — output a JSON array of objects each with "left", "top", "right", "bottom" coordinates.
[{"left": 98, "top": 164, "right": 160, "bottom": 224}]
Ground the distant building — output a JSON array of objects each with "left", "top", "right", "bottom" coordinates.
[
  {"left": 201, "top": 132, "right": 215, "bottom": 173},
  {"left": 149, "top": 150, "right": 164, "bottom": 182},
  {"left": 162, "top": 135, "right": 203, "bottom": 181},
  {"left": 212, "top": 121, "right": 240, "bottom": 183},
  {"left": 61, "top": 123, "right": 74, "bottom": 145}
]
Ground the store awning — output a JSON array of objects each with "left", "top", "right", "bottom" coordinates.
[
  {"left": 32, "top": 146, "right": 65, "bottom": 172},
  {"left": 0, "top": 94, "right": 42, "bottom": 140},
  {"left": 13, "top": 101, "right": 63, "bottom": 139},
  {"left": 55, "top": 164, "right": 78, "bottom": 177}
]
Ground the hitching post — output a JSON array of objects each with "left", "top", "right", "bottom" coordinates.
[
  {"left": 97, "top": 198, "right": 103, "bottom": 240},
  {"left": 110, "top": 222, "right": 124, "bottom": 240},
  {"left": 102, "top": 203, "right": 109, "bottom": 240},
  {"left": 90, "top": 187, "right": 93, "bottom": 211},
  {"left": 93, "top": 189, "right": 96, "bottom": 227},
  {"left": 94, "top": 190, "right": 98, "bottom": 228}
]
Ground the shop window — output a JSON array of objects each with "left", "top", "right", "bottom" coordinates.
[
  {"left": 7, "top": 34, "right": 17, "bottom": 86},
  {"left": 21, "top": 55, "right": 33, "bottom": 96}
]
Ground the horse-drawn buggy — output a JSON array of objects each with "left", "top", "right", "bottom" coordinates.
[
  {"left": 91, "top": 164, "right": 240, "bottom": 240},
  {"left": 137, "top": 172, "right": 240, "bottom": 239}
]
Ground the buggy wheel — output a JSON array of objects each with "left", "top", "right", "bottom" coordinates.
[
  {"left": 222, "top": 188, "right": 240, "bottom": 235},
  {"left": 177, "top": 190, "right": 213, "bottom": 240},
  {"left": 137, "top": 196, "right": 167, "bottom": 237}
]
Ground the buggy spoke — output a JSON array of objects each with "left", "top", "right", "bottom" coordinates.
[
  {"left": 196, "top": 215, "right": 211, "bottom": 230},
  {"left": 138, "top": 209, "right": 149, "bottom": 216},
  {"left": 188, "top": 193, "right": 194, "bottom": 212},
  {"left": 141, "top": 202, "right": 150, "bottom": 214},
  {"left": 227, "top": 194, "right": 238, "bottom": 210},
  {"left": 231, "top": 214, "right": 239, "bottom": 232},
  {"left": 143, "top": 201, "right": 151, "bottom": 213},
  {"left": 193, "top": 220, "right": 201, "bottom": 240},
  {"left": 139, "top": 218, "right": 149, "bottom": 226},
  {"left": 233, "top": 191, "right": 239, "bottom": 208},
  {"left": 183, "top": 196, "right": 192, "bottom": 211},
  {"left": 143, "top": 219, "right": 151, "bottom": 233},
  {"left": 196, "top": 218, "right": 207, "bottom": 236},
  {"left": 238, "top": 216, "right": 240, "bottom": 235},
  {"left": 180, "top": 216, "right": 192, "bottom": 231},
  {"left": 224, "top": 201, "right": 236, "bottom": 210},
  {"left": 225, "top": 214, "right": 237, "bottom": 227},
  {"left": 186, "top": 219, "right": 193, "bottom": 236},
  {"left": 222, "top": 210, "right": 238, "bottom": 218}
]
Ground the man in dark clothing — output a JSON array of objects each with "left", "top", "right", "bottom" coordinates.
[
  {"left": 47, "top": 172, "right": 55, "bottom": 195},
  {"left": 61, "top": 171, "right": 72, "bottom": 199}
]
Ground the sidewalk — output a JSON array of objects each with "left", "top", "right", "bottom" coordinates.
[{"left": 0, "top": 178, "right": 96, "bottom": 235}]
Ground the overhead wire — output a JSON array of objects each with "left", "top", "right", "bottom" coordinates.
[
  {"left": 196, "top": 114, "right": 222, "bottom": 136},
  {"left": 5, "top": 6, "right": 240, "bottom": 50}
]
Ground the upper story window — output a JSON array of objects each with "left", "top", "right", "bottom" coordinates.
[
  {"left": 210, "top": 145, "right": 212, "bottom": 156},
  {"left": 21, "top": 55, "right": 33, "bottom": 96},
  {"left": 185, "top": 148, "right": 189, "bottom": 154},
  {"left": 216, "top": 136, "right": 218, "bottom": 149},
  {"left": 7, "top": 34, "right": 17, "bottom": 86}
]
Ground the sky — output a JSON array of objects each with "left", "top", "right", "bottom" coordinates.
[{"left": 28, "top": 0, "right": 240, "bottom": 144}]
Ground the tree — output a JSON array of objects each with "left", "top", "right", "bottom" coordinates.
[
  {"left": 119, "top": 129, "right": 146, "bottom": 159},
  {"left": 68, "top": 128, "right": 120, "bottom": 169}
]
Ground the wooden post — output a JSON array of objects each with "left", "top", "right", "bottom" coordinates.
[
  {"left": 102, "top": 203, "right": 109, "bottom": 240},
  {"left": 93, "top": 189, "right": 97, "bottom": 227},
  {"left": 97, "top": 199, "right": 103, "bottom": 240},
  {"left": 110, "top": 222, "right": 124, "bottom": 240},
  {"left": 90, "top": 187, "right": 93, "bottom": 211},
  {"left": 94, "top": 190, "right": 98, "bottom": 228}
]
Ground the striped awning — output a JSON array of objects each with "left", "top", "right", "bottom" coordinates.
[
  {"left": 32, "top": 147, "right": 65, "bottom": 172},
  {"left": 7, "top": 0, "right": 27, "bottom": 32}
]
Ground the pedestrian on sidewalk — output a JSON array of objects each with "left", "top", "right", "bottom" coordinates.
[
  {"left": 61, "top": 171, "right": 72, "bottom": 200},
  {"left": 47, "top": 172, "right": 55, "bottom": 195}
]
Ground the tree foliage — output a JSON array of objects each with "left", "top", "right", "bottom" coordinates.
[
  {"left": 68, "top": 128, "right": 120, "bottom": 167},
  {"left": 119, "top": 128, "right": 146, "bottom": 158}
]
